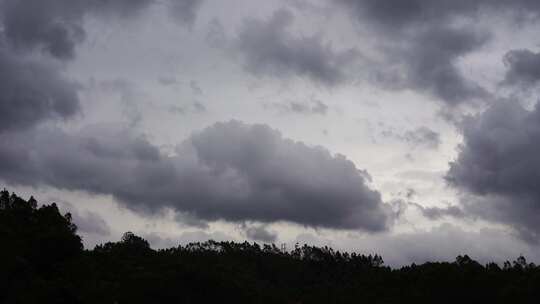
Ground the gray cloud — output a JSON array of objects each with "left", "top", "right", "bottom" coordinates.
[
  {"left": 169, "top": 101, "right": 206, "bottom": 115},
  {"left": 78, "top": 212, "right": 110, "bottom": 235},
  {"left": 166, "top": 0, "right": 204, "bottom": 28},
  {"left": 0, "top": 47, "right": 80, "bottom": 132},
  {"left": 174, "top": 212, "right": 209, "bottom": 229},
  {"left": 391, "top": 25, "right": 490, "bottom": 105},
  {"left": 337, "top": 0, "right": 540, "bottom": 37},
  {"left": 410, "top": 202, "right": 465, "bottom": 220},
  {"left": 235, "top": 9, "right": 358, "bottom": 86},
  {"left": 359, "top": 224, "right": 537, "bottom": 267},
  {"left": 403, "top": 127, "right": 441, "bottom": 149},
  {"left": 158, "top": 75, "right": 179, "bottom": 86},
  {"left": 421, "top": 206, "right": 465, "bottom": 220},
  {"left": 286, "top": 0, "right": 330, "bottom": 17},
  {"left": 378, "top": 124, "right": 440, "bottom": 149},
  {"left": 0, "top": 0, "right": 153, "bottom": 60},
  {"left": 295, "top": 223, "right": 540, "bottom": 267},
  {"left": 243, "top": 224, "right": 277, "bottom": 243},
  {"left": 205, "top": 18, "right": 227, "bottom": 48},
  {"left": 0, "top": 121, "right": 392, "bottom": 231},
  {"left": 265, "top": 99, "right": 328, "bottom": 115},
  {"left": 503, "top": 49, "right": 540, "bottom": 86},
  {"left": 405, "top": 188, "right": 416, "bottom": 200},
  {"left": 337, "top": 0, "right": 477, "bottom": 30},
  {"left": 335, "top": 0, "right": 540, "bottom": 105},
  {"left": 0, "top": 0, "right": 163, "bottom": 133},
  {"left": 53, "top": 200, "right": 111, "bottom": 236},
  {"left": 192, "top": 101, "right": 206, "bottom": 112},
  {"left": 190, "top": 80, "right": 203, "bottom": 95},
  {"left": 70, "top": 209, "right": 111, "bottom": 236},
  {"left": 447, "top": 101, "right": 540, "bottom": 240}
]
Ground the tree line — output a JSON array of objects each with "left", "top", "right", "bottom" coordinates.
[{"left": 1, "top": 189, "right": 539, "bottom": 303}]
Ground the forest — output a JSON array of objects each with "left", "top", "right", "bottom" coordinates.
[{"left": 2, "top": 189, "right": 540, "bottom": 304}]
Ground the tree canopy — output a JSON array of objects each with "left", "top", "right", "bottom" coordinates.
[{"left": 1, "top": 189, "right": 540, "bottom": 303}]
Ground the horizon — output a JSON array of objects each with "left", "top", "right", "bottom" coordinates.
[{"left": 3, "top": 0, "right": 540, "bottom": 268}]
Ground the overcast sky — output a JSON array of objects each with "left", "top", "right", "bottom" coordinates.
[{"left": 3, "top": 0, "right": 540, "bottom": 266}]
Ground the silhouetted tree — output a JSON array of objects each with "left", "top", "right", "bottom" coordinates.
[{"left": 2, "top": 188, "right": 540, "bottom": 304}]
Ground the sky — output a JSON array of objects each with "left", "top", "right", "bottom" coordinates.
[{"left": 3, "top": 0, "right": 540, "bottom": 267}]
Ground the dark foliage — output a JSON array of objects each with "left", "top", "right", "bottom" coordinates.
[{"left": 2, "top": 189, "right": 540, "bottom": 303}]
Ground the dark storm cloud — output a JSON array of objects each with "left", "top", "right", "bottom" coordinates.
[
  {"left": 0, "top": 47, "right": 79, "bottom": 132},
  {"left": 236, "top": 9, "right": 358, "bottom": 86},
  {"left": 390, "top": 25, "right": 490, "bottom": 105},
  {"left": 337, "top": 0, "right": 477, "bottom": 30},
  {"left": 336, "top": 0, "right": 540, "bottom": 105},
  {"left": 0, "top": 121, "right": 392, "bottom": 231},
  {"left": 503, "top": 49, "right": 540, "bottom": 86},
  {"left": 337, "top": 0, "right": 540, "bottom": 38},
  {"left": 447, "top": 102, "right": 540, "bottom": 198},
  {"left": 0, "top": 0, "right": 163, "bottom": 133},
  {"left": 447, "top": 101, "right": 540, "bottom": 240},
  {"left": 0, "top": 0, "right": 153, "bottom": 60}
]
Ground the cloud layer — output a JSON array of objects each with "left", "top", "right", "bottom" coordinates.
[
  {"left": 0, "top": 0, "right": 160, "bottom": 133},
  {"left": 0, "top": 48, "right": 79, "bottom": 132},
  {"left": 336, "top": 0, "right": 540, "bottom": 105},
  {"left": 4, "top": 0, "right": 540, "bottom": 260},
  {"left": 447, "top": 101, "right": 540, "bottom": 239},
  {"left": 0, "top": 121, "right": 392, "bottom": 231},
  {"left": 0, "top": 0, "right": 153, "bottom": 60},
  {"left": 236, "top": 9, "right": 357, "bottom": 86},
  {"left": 503, "top": 49, "right": 540, "bottom": 86}
]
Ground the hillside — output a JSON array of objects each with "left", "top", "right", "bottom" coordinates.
[{"left": 1, "top": 190, "right": 539, "bottom": 304}]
